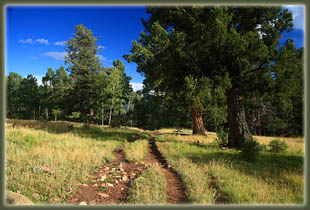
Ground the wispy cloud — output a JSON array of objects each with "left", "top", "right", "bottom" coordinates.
[
  {"left": 98, "top": 55, "right": 106, "bottom": 61},
  {"left": 98, "top": 55, "right": 114, "bottom": 66},
  {"left": 54, "top": 41, "right": 66, "bottom": 46},
  {"left": 19, "top": 38, "right": 35, "bottom": 44},
  {"left": 98, "top": 45, "right": 104, "bottom": 50},
  {"left": 130, "top": 82, "right": 144, "bottom": 92},
  {"left": 19, "top": 38, "right": 50, "bottom": 45},
  {"left": 35, "top": 38, "right": 49, "bottom": 45},
  {"left": 283, "top": 5, "right": 305, "bottom": 31},
  {"left": 43, "top": 51, "right": 67, "bottom": 61},
  {"left": 28, "top": 56, "right": 38, "bottom": 60}
]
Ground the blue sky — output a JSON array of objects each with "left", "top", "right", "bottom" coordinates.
[{"left": 5, "top": 5, "right": 305, "bottom": 91}]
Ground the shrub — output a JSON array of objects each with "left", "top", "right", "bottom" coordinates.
[
  {"left": 268, "top": 139, "right": 288, "bottom": 153},
  {"left": 240, "top": 138, "right": 262, "bottom": 162}
]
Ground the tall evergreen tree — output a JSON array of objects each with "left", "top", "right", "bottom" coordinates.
[{"left": 65, "top": 24, "right": 102, "bottom": 123}]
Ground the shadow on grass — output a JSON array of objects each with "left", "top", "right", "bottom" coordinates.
[
  {"left": 185, "top": 147, "right": 303, "bottom": 180},
  {"left": 8, "top": 119, "right": 142, "bottom": 142}
]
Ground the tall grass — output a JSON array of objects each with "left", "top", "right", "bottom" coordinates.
[
  {"left": 127, "top": 163, "right": 166, "bottom": 204},
  {"left": 155, "top": 134, "right": 304, "bottom": 204},
  {"left": 124, "top": 140, "right": 149, "bottom": 163},
  {"left": 5, "top": 120, "right": 130, "bottom": 204},
  {"left": 165, "top": 158, "right": 215, "bottom": 204}
]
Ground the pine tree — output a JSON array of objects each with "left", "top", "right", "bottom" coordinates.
[{"left": 65, "top": 24, "right": 102, "bottom": 123}]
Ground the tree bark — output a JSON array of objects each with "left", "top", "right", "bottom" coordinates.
[
  {"left": 109, "top": 108, "right": 112, "bottom": 125},
  {"left": 191, "top": 99, "right": 206, "bottom": 135},
  {"left": 101, "top": 103, "right": 104, "bottom": 126},
  {"left": 89, "top": 108, "right": 94, "bottom": 124},
  {"left": 45, "top": 108, "right": 49, "bottom": 121},
  {"left": 226, "top": 87, "right": 252, "bottom": 149}
]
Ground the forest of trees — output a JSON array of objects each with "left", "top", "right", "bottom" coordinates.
[{"left": 6, "top": 6, "right": 304, "bottom": 147}]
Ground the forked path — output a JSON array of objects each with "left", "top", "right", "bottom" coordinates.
[
  {"left": 144, "top": 136, "right": 188, "bottom": 204},
  {"left": 67, "top": 136, "right": 188, "bottom": 205}
]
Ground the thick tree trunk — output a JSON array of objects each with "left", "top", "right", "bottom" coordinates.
[
  {"left": 226, "top": 88, "right": 252, "bottom": 149},
  {"left": 191, "top": 100, "right": 206, "bottom": 135}
]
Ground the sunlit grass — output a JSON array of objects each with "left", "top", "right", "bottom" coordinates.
[
  {"left": 127, "top": 163, "right": 166, "bottom": 204},
  {"left": 124, "top": 140, "right": 149, "bottom": 163},
  {"left": 155, "top": 135, "right": 304, "bottom": 204},
  {"left": 5, "top": 120, "right": 133, "bottom": 204}
]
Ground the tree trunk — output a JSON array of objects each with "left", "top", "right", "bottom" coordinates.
[
  {"left": 127, "top": 99, "right": 131, "bottom": 112},
  {"left": 109, "top": 108, "right": 112, "bottom": 125},
  {"left": 226, "top": 87, "right": 252, "bottom": 149},
  {"left": 191, "top": 100, "right": 206, "bottom": 135},
  {"left": 101, "top": 103, "right": 104, "bottom": 126},
  {"left": 45, "top": 108, "right": 49, "bottom": 121},
  {"left": 89, "top": 108, "right": 94, "bottom": 124}
]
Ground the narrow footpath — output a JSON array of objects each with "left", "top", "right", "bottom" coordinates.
[{"left": 144, "top": 136, "right": 188, "bottom": 204}]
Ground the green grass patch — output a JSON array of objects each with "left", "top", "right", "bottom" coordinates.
[
  {"left": 5, "top": 120, "right": 130, "bottom": 204},
  {"left": 165, "top": 158, "right": 215, "bottom": 204},
  {"left": 124, "top": 140, "right": 149, "bottom": 163},
  {"left": 127, "top": 163, "right": 166, "bottom": 204},
  {"left": 155, "top": 135, "right": 304, "bottom": 204}
]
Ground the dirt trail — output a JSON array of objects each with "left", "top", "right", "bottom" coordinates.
[
  {"left": 67, "top": 134, "right": 188, "bottom": 205},
  {"left": 144, "top": 136, "right": 188, "bottom": 204},
  {"left": 68, "top": 147, "right": 145, "bottom": 205}
]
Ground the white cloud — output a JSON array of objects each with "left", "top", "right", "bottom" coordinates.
[
  {"left": 19, "top": 38, "right": 35, "bottom": 44},
  {"left": 130, "top": 82, "right": 144, "bottom": 92},
  {"left": 54, "top": 41, "right": 66, "bottom": 46},
  {"left": 43, "top": 51, "right": 67, "bottom": 61},
  {"left": 35, "top": 38, "right": 49, "bottom": 45},
  {"left": 97, "top": 55, "right": 111, "bottom": 64},
  {"left": 98, "top": 55, "right": 105, "bottom": 61},
  {"left": 283, "top": 5, "right": 305, "bottom": 30},
  {"left": 98, "top": 45, "right": 104, "bottom": 50}
]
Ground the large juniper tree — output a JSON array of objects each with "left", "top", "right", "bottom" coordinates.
[{"left": 65, "top": 24, "right": 102, "bottom": 123}]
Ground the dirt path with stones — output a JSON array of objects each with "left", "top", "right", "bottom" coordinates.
[
  {"left": 68, "top": 147, "right": 146, "bottom": 205},
  {"left": 144, "top": 136, "right": 188, "bottom": 204},
  {"left": 67, "top": 134, "right": 188, "bottom": 205}
]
